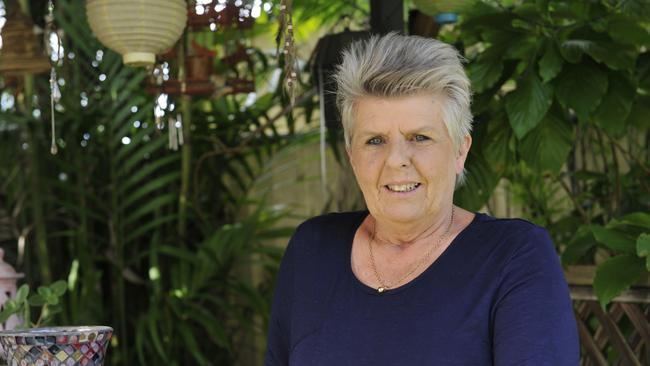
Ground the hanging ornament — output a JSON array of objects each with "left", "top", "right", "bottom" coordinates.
[
  {"left": 44, "top": 0, "right": 62, "bottom": 155},
  {"left": 167, "top": 113, "right": 183, "bottom": 151},
  {"left": 276, "top": 0, "right": 297, "bottom": 105},
  {"left": 86, "top": 0, "right": 187, "bottom": 67}
]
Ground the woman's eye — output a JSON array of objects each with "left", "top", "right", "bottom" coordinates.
[
  {"left": 413, "top": 134, "right": 430, "bottom": 142},
  {"left": 367, "top": 137, "right": 383, "bottom": 145}
]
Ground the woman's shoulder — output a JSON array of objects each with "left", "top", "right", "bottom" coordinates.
[
  {"left": 468, "top": 212, "right": 555, "bottom": 260},
  {"left": 473, "top": 212, "right": 548, "bottom": 238},
  {"left": 294, "top": 210, "right": 367, "bottom": 237}
]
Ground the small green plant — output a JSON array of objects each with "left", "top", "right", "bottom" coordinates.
[{"left": 0, "top": 281, "right": 68, "bottom": 329}]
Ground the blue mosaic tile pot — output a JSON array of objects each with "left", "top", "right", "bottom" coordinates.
[{"left": 0, "top": 326, "right": 112, "bottom": 366}]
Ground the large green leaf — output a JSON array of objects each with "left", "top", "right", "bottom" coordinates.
[
  {"left": 618, "top": 212, "right": 650, "bottom": 230},
  {"left": 468, "top": 48, "right": 504, "bottom": 93},
  {"left": 637, "top": 233, "right": 650, "bottom": 271},
  {"left": 538, "top": 41, "right": 563, "bottom": 82},
  {"left": 554, "top": 61, "right": 608, "bottom": 122},
  {"left": 607, "top": 14, "right": 650, "bottom": 46},
  {"left": 560, "top": 38, "right": 637, "bottom": 71},
  {"left": 559, "top": 39, "right": 587, "bottom": 63},
  {"left": 505, "top": 72, "right": 553, "bottom": 139},
  {"left": 594, "top": 254, "right": 645, "bottom": 307},
  {"left": 592, "top": 73, "right": 636, "bottom": 137},
  {"left": 454, "top": 148, "right": 500, "bottom": 211},
  {"left": 584, "top": 41, "right": 638, "bottom": 71},
  {"left": 483, "top": 113, "right": 513, "bottom": 173},
  {"left": 591, "top": 225, "right": 637, "bottom": 254},
  {"left": 519, "top": 112, "right": 573, "bottom": 174}
]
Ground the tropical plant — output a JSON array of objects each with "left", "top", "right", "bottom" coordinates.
[
  {"left": 0, "top": 0, "right": 339, "bottom": 364},
  {"left": 449, "top": 0, "right": 650, "bottom": 306}
]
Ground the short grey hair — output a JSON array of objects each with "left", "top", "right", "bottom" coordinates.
[{"left": 333, "top": 33, "right": 473, "bottom": 186}]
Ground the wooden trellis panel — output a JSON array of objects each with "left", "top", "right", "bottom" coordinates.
[{"left": 571, "top": 286, "right": 650, "bottom": 366}]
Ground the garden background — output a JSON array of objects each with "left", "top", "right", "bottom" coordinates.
[{"left": 0, "top": 0, "right": 649, "bottom": 365}]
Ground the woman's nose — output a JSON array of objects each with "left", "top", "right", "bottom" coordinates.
[{"left": 386, "top": 139, "right": 412, "bottom": 168}]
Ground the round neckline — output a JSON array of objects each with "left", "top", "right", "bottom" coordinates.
[{"left": 346, "top": 210, "right": 484, "bottom": 296}]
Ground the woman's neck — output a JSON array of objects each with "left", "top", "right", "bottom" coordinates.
[{"left": 371, "top": 206, "right": 455, "bottom": 248}]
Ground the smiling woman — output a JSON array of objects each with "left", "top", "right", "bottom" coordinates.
[{"left": 265, "top": 33, "right": 579, "bottom": 366}]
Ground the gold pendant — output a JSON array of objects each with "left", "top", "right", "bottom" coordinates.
[{"left": 377, "top": 287, "right": 386, "bottom": 293}]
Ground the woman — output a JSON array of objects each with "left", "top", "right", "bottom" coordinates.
[{"left": 265, "top": 33, "right": 579, "bottom": 365}]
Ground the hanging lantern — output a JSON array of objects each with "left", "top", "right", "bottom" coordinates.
[
  {"left": 0, "top": 248, "right": 24, "bottom": 331},
  {"left": 0, "top": 7, "right": 51, "bottom": 75},
  {"left": 412, "top": 0, "right": 475, "bottom": 24},
  {"left": 86, "top": 0, "right": 187, "bottom": 67}
]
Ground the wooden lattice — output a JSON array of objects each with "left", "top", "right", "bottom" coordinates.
[{"left": 571, "top": 286, "right": 650, "bottom": 366}]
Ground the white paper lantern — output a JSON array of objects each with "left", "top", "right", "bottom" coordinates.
[
  {"left": 413, "top": 0, "right": 475, "bottom": 16},
  {"left": 86, "top": 0, "right": 187, "bottom": 66}
]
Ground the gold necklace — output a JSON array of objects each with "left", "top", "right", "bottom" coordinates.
[{"left": 368, "top": 207, "right": 455, "bottom": 293}]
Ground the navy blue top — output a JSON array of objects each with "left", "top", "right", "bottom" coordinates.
[{"left": 265, "top": 211, "right": 579, "bottom": 365}]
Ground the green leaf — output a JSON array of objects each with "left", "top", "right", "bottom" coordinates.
[
  {"left": 554, "top": 61, "right": 608, "bottom": 122},
  {"left": 454, "top": 148, "right": 500, "bottom": 211},
  {"left": 591, "top": 225, "right": 636, "bottom": 254},
  {"left": 618, "top": 212, "right": 650, "bottom": 230},
  {"left": 178, "top": 322, "right": 209, "bottom": 365},
  {"left": 0, "top": 305, "right": 17, "bottom": 324},
  {"left": 483, "top": 114, "right": 513, "bottom": 174},
  {"left": 637, "top": 233, "right": 650, "bottom": 271},
  {"left": 592, "top": 73, "right": 636, "bottom": 137},
  {"left": 559, "top": 39, "right": 587, "bottom": 63},
  {"left": 0, "top": 299, "right": 18, "bottom": 323},
  {"left": 519, "top": 112, "right": 573, "bottom": 174},
  {"left": 46, "top": 295, "right": 60, "bottom": 306},
  {"left": 15, "top": 284, "right": 29, "bottom": 303},
  {"left": 594, "top": 254, "right": 645, "bottom": 307},
  {"left": 146, "top": 311, "right": 167, "bottom": 360},
  {"left": 538, "top": 41, "right": 563, "bottom": 82},
  {"left": 469, "top": 56, "right": 504, "bottom": 93},
  {"left": 583, "top": 41, "right": 637, "bottom": 71},
  {"left": 50, "top": 280, "right": 68, "bottom": 297},
  {"left": 607, "top": 14, "right": 650, "bottom": 46},
  {"left": 37, "top": 286, "right": 52, "bottom": 297},
  {"left": 123, "top": 194, "right": 176, "bottom": 225},
  {"left": 28, "top": 294, "right": 46, "bottom": 306},
  {"left": 561, "top": 227, "right": 596, "bottom": 265},
  {"left": 639, "top": 53, "right": 650, "bottom": 90},
  {"left": 625, "top": 96, "right": 650, "bottom": 129},
  {"left": 505, "top": 72, "right": 553, "bottom": 139}
]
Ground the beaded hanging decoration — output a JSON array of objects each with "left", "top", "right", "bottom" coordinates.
[
  {"left": 276, "top": 0, "right": 297, "bottom": 105},
  {"left": 44, "top": 0, "right": 62, "bottom": 155}
]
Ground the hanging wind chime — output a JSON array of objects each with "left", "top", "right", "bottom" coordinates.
[
  {"left": 277, "top": 0, "right": 297, "bottom": 105},
  {"left": 45, "top": 0, "right": 62, "bottom": 155}
]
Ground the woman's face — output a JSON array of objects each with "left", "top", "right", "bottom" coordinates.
[{"left": 347, "top": 94, "right": 471, "bottom": 225}]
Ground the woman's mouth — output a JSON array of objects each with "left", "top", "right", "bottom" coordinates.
[{"left": 385, "top": 183, "right": 421, "bottom": 193}]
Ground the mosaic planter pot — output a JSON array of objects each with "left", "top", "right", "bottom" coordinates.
[{"left": 0, "top": 326, "right": 112, "bottom": 366}]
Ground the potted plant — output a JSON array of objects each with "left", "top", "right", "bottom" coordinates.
[{"left": 0, "top": 282, "right": 113, "bottom": 365}]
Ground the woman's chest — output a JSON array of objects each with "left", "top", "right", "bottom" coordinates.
[{"left": 288, "top": 282, "right": 494, "bottom": 366}]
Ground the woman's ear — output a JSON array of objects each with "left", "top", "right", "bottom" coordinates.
[{"left": 455, "top": 135, "right": 472, "bottom": 175}]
